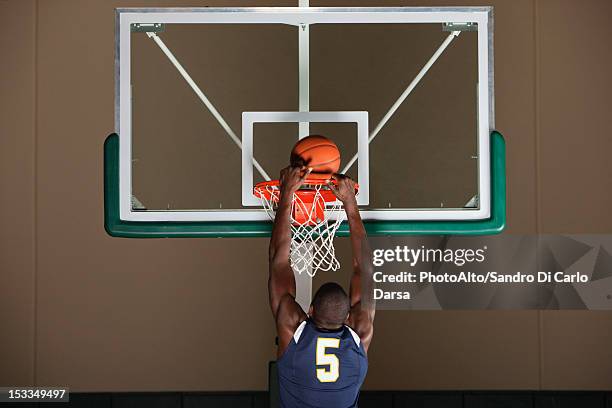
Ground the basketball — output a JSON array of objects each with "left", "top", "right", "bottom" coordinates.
[{"left": 290, "top": 135, "right": 341, "bottom": 179}]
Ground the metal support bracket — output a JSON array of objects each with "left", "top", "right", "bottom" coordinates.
[
  {"left": 443, "top": 22, "right": 477, "bottom": 32},
  {"left": 144, "top": 31, "right": 271, "bottom": 182},
  {"left": 131, "top": 23, "right": 165, "bottom": 33},
  {"left": 342, "top": 30, "right": 461, "bottom": 173}
]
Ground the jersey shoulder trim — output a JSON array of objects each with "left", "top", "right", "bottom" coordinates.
[
  {"left": 346, "top": 325, "right": 361, "bottom": 347},
  {"left": 293, "top": 320, "right": 307, "bottom": 343}
]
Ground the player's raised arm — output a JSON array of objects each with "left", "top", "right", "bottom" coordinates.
[
  {"left": 328, "top": 174, "right": 375, "bottom": 352},
  {"left": 268, "top": 166, "right": 310, "bottom": 352}
]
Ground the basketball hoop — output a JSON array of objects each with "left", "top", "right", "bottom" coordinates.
[{"left": 254, "top": 178, "right": 358, "bottom": 277}]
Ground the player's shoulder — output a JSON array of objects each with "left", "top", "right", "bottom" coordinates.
[
  {"left": 276, "top": 294, "right": 307, "bottom": 328},
  {"left": 275, "top": 295, "right": 308, "bottom": 357},
  {"left": 343, "top": 324, "right": 363, "bottom": 347}
]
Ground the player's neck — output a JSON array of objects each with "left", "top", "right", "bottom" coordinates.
[{"left": 310, "top": 316, "right": 343, "bottom": 331}]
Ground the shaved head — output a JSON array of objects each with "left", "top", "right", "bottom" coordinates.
[{"left": 310, "top": 282, "right": 350, "bottom": 329}]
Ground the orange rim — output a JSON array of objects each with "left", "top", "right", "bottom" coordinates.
[{"left": 253, "top": 178, "right": 359, "bottom": 203}]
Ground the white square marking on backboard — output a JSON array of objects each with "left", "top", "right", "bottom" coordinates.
[{"left": 241, "top": 111, "right": 369, "bottom": 206}]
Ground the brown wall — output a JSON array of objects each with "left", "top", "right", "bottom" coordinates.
[{"left": 1, "top": 0, "right": 611, "bottom": 391}]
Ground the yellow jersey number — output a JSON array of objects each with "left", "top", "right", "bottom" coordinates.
[{"left": 316, "top": 338, "right": 340, "bottom": 382}]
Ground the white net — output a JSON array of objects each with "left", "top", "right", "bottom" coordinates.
[{"left": 255, "top": 183, "right": 344, "bottom": 277}]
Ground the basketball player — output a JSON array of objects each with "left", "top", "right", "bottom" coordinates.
[{"left": 268, "top": 165, "right": 375, "bottom": 408}]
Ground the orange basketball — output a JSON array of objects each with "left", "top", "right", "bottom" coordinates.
[{"left": 290, "top": 135, "right": 341, "bottom": 179}]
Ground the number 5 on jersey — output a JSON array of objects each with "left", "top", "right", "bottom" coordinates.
[{"left": 316, "top": 338, "right": 340, "bottom": 382}]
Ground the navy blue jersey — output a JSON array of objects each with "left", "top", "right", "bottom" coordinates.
[{"left": 277, "top": 319, "right": 368, "bottom": 408}]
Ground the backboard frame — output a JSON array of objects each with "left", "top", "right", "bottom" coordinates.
[
  {"left": 105, "top": 131, "right": 505, "bottom": 237},
  {"left": 109, "top": 7, "right": 505, "bottom": 236}
]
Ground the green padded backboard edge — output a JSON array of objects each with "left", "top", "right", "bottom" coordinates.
[{"left": 104, "top": 131, "right": 506, "bottom": 238}]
